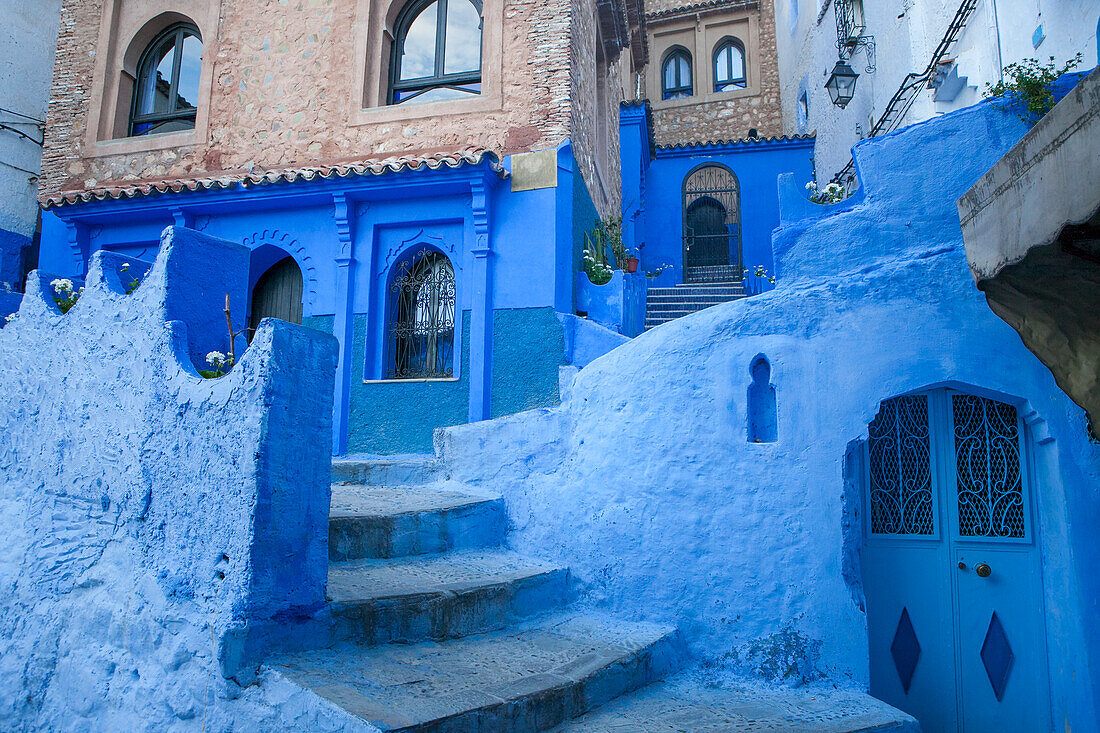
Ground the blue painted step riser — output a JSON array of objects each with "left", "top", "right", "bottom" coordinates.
[
  {"left": 332, "top": 459, "right": 442, "bottom": 486},
  {"left": 328, "top": 570, "right": 571, "bottom": 646},
  {"left": 384, "top": 630, "right": 685, "bottom": 733},
  {"left": 330, "top": 499, "right": 508, "bottom": 560}
]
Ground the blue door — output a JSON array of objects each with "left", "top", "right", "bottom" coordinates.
[{"left": 862, "top": 390, "right": 1051, "bottom": 732}]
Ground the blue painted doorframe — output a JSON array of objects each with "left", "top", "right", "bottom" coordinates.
[{"left": 862, "top": 388, "right": 1052, "bottom": 733}]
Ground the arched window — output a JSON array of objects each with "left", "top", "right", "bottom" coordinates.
[
  {"left": 130, "top": 24, "right": 202, "bottom": 136},
  {"left": 713, "top": 38, "right": 747, "bottom": 92},
  {"left": 388, "top": 250, "right": 456, "bottom": 378},
  {"left": 661, "top": 47, "right": 693, "bottom": 100},
  {"left": 389, "top": 0, "right": 483, "bottom": 105}
]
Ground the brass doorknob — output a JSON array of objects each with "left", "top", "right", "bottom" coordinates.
[{"left": 975, "top": 563, "right": 992, "bottom": 578}]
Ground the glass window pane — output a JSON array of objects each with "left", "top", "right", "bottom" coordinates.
[
  {"left": 715, "top": 45, "right": 731, "bottom": 84},
  {"left": 175, "top": 33, "right": 202, "bottom": 110},
  {"left": 677, "top": 56, "right": 690, "bottom": 86},
  {"left": 138, "top": 37, "right": 177, "bottom": 115},
  {"left": 395, "top": 84, "right": 479, "bottom": 104},
  {"left": 663, "top": 57, "right": 676, "bottom": 89},
  {"left": 443, "top": 0, "right": 481, "bottom": 74},
  {"left": 400, "top": 2, "right": 438, "bottom": 80}
]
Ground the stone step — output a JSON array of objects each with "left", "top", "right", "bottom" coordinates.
[
  {"left": 645, "top": 293, "right": 740, "bottom": 305},
  {"left": 326, "top": 550, "right": 571, "bottom": 645},
  {"left": 552, "top": 674, "right": 919, "bottom": 732},
  {"left": 330, "top": 483, "right": 507, "bottom": 560},
  {"left": 646, "top": 286, "right": 744, "bottom": 297},
  {"left": 644, "top": 307, "right": 722, "bottom": 320},
  {"left": 265, "top": 614, "right": 684, "bottom": 733},
  {"left": 644, "top": 301, "right": 734, "bottom": 314},
  {"left": 332, "top": 453, "right": 442, "bottom": 486}
]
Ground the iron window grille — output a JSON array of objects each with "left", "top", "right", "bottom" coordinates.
[
  {"left": 129, "top": 24, "right": 202, "bottom": 137},
  {"left": 713, "top": 38, "right": 747, "bottom": 92},
  {"left": 661, "top": 48, "right": 693, "bottom": 100},
  {"left": 389, "top": 0, "right": 483, "bottom": 105},
  {"left": 388, "top": 250, "right": 456, "bottom": 379}
]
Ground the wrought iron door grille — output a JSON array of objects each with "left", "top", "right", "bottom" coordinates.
[
  {"left": 868, "top": 395, "right": 935, "bottom": 534},
  {"left": 388, "top": 250, "right": 456, "bottom": 379},
  {"left": 682, "top": 166, "right": 742, "bottom": 273},
  {"left": 952, "top": 394, "right": 1024, "bottom": 537}
]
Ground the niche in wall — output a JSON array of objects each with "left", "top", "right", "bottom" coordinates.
[{"left": 747, "top": 353, "right": 777, "bottom": 443}]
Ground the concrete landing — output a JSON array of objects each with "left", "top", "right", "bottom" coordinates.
[
  {"left": 553, "top": 674, "right": 919, "bottom": 732},
  {"left": 265, "top": 614, "right": 682, "bottom": 732}
]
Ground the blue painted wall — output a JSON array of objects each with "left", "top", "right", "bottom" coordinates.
[
  {"left": 37, "top": 149, "right": 590, "bottom": 455},
  {"left": 439, "top": 98, "right": 1100, "bottom": 731},
  {"left": 620, "top": 102, "right": 815, "bottom": 288}
]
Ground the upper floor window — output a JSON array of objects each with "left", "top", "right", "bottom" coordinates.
[
  {"left": 661, "top": 47, "right": 693, "bottom": 100},
  {"left": 390, "top": 0, "right": 483, "bottom": 105},
  {"left": 130, "top": 24, "right": 202, "bottom": 136},
  {"left": 713, "top": 37, "right": 747, "bottom": 92}
]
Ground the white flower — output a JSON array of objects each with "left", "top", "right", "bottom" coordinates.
[
  {"left": 4, "top": 313, "right": 14, "bottom": 324},
  {"left": 805, "top": 181, "right": 816, "bottom": 191},
  {"left": 206, "top": 351, "right": 227, "bottom": 367},
  {"left": 121, "top": 263, "right": 130, "bottom": 271},
  {"left": 51, "top": 278, "right": 74, "bottom": 295}
]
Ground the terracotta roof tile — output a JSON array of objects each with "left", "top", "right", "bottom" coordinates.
[{"left": 43, "top": 149, "right": 506, "bottom": 209}]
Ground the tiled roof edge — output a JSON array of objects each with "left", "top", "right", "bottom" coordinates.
[{"left": 43, "top": 149, "right": 506, "bottom": 209}]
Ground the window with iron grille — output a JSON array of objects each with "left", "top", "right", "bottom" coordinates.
[
  {"left": 661, "top": 47, "right": 693, "bottom": 100},
  {"left": 388, "top": 250, "right": 456, "bottom": 379},
  {"left": 130, "top": 24, "right": 203, "bottom": 137},
  {"left": 389, "top": 0, "right": 483, "bottom": 105}
]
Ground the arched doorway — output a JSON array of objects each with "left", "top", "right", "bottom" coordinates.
[
  {"left": 682, "top": 164, "right": 742, "bottom": 274},
  {"left": 248, "top": 256, "right": 303, "bottom": 341},
  {"left": 860, "top": 389, "right": 1050, "bottom": 732}
]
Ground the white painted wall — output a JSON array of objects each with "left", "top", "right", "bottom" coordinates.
[
  {"left": 0, "top": 0, "right": 62, "bottom": 281},
  {"left": 774, "top": 0, "right": 1099, "bottom": 183}
]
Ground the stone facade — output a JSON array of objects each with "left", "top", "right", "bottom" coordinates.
[
  {"left": 639, "top": 0, "right": 784, "bottom": 146},
  {"left": 39, "top": 0, "right": 634, "bottom": 215}
]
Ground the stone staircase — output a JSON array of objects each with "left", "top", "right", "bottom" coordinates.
[
  {"left": 262, "top": 455, "right": 684, "bottom": 732},
  {"left": 645, "top": 266, "right": 746, "bottom": 330}
]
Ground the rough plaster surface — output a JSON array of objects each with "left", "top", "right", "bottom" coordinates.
[
  {"left": 0, "top": 227, "right": 346, "bottom": 730},
  {"left": 434, "top": 101, "right": 1100, "bottom": 727}
]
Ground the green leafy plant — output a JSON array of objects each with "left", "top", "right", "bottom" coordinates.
[
  {"left": 199, "top": 351, "right": 234, "bottom": 378},
  {"left": 805, "top": 180, "right": 846, "bottom": 204},
  {"left": 984, "top": 53, "right": 1083, "bottom": 124},
  {"left": 120, "top": 262, "right": 147, "bottom": 294},
  {"left": 50, "top": 278, "right": 83, "bottom": 314},
  {"left": 744, "top": 264, "right": 777, "bottom": 285},
  {"left": 646, "top": 263, "right": 673, "bottom": 278},
  {"left": 582, "top": 219, "right": 615, "bottom": 285}
]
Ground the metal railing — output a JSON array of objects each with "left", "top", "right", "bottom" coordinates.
[{"left": 831, "top": 0, "right": 979, "bottom": 189}]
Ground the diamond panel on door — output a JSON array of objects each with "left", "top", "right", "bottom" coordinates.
[
  {"left": 890, "top": 607, "right": 922, "bottom": 693},
  {"left": 980, "top": 611, "right": 1015, "bottom": 701}
]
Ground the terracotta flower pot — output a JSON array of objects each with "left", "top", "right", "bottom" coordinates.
[{"left": 625, "top": 257, "right": 639, "bottom": 274}]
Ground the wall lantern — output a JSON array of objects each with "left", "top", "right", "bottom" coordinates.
[{"left": 825, "top": 60, "right": 858, "bottom": 108}]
